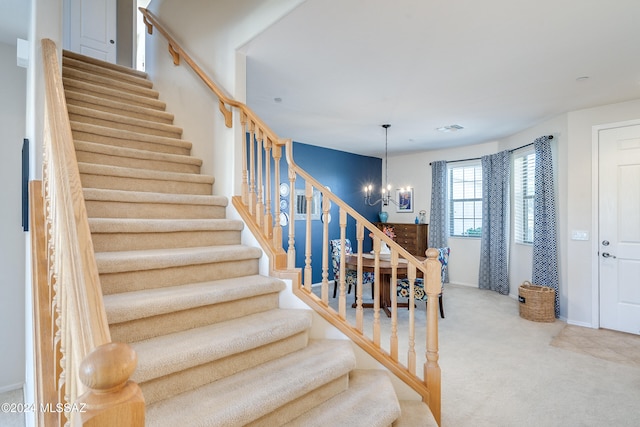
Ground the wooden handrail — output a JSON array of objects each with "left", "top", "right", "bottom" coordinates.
[
  {"left": 140, "top": 8, "right": 441, "bottom": 425},
  {"left": 38, "top": 38, "right": 143, "bottom": 426},
  {"left": 141, "top": 7, "right": 278, "bottom": 139},
  {"left": 30, "top": 180, "right": 57, "bottom": 427}
]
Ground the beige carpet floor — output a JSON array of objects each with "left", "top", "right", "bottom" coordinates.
[
  {"left": 316, "top": 282, "right": 640, "bottom": 426},
  {"left": 4, "top": 283, "right": 640, "bottom": 427},
  {"left": 0, "top": 388, "right": 25, "bottom": 427}
]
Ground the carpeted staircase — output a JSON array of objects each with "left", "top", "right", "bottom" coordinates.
[{"left": 61, "top": 50, "right": 434, "bottom": 426}]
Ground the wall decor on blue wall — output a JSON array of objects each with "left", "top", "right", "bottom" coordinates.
[{"left": 276, "top": 141, "right": 382, "bottom": 284}]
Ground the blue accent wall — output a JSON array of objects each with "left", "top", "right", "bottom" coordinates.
[{"left": 279, "top": 141, "right": 382, "bottom": 283}]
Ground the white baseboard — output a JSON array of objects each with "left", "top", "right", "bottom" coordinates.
[
  {"left": 0, "top": 382, "right": 24, "bottom": 394},
  {"left": 447, "top": 281, "right": 476, "bottom": 288},
  {"left": 566, "top": 319, "right": 595, "bottom": 328}
]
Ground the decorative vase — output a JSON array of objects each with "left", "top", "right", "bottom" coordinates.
[
  {"left": 378, "top": 211, "right": 388, "bottom": 223},
  {"left": 419, "top": 210, "right": 427, "bottom": 224}
]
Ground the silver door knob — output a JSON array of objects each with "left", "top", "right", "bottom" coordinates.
[{"left": 602, "top": 252, "right": 616, "bottom": 259}]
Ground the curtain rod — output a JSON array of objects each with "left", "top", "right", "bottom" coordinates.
[{"left": 429, "top": 135, "right": 553, "bottom": 166}]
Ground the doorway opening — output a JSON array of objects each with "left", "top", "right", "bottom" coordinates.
[{"left": 136, "top": 0, "right": 151, "bottom": 71}]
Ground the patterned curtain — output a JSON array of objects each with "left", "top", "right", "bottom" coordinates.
[
  {"left": 532, "top": 136, "right": 559, "bottom": 317},
  {"left": 428, "top": 161, "right": 449, "bottom": 282},
  {"left": 478, "top": 151, "right": 510, "bottom": 295}
]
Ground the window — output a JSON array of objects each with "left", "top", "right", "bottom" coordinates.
[
  {"left": 449, "top": 162, "right": 482, "bottom": 237},
  {"left": 514, "top": 151, "right": 535, "bottom": 244}
]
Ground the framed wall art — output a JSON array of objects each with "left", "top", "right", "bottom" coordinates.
[{"left": 396, "top": 188, "right": 413, "bottom": 213}]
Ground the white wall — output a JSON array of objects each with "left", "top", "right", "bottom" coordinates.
[
  {"left": 0, "top": 42, "right": 27, "bottom": 392},
  {"left": 386, "top": 99, "right": 640, "bottom": 326},
  {"left": 24, "top": 1, "right": 64, "bottom": 424},
  {"left": 389, "top": 117, "right": 569, "bottom": 313},
  {"left": 566, "top": 99, "right": 640, "bottom": 327},
  {"left": 145, "top": 0, "right": 305, "bottom": 197},
  {"left": 500, "top": 114, "right": 568, "bottom": 312},
  {"left": 386, "top": 141, "right": 499, "bottom": 288}
]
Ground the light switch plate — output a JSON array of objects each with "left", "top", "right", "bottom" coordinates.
[{"left": 571, "top": 230, "right": 589, "bottom": 241}]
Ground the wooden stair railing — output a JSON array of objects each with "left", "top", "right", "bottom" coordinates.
[
  {"left": 140, "top": 8, "right": 441, "bottom": 425},
  {"left": 33, "top": 38, "right": 144, "bottom": 426}
]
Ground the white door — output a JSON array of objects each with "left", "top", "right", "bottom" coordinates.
[
  {"left": 599, "top": 124, "right": 640, "bottom": 335},
  {"left": 66, "top": 0, "right": 117, "bottom": 63}
]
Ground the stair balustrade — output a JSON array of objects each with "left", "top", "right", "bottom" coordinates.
[
  {"left": 142, "top": 8, "right": 442, "bottom": 424},
  {"left": 34, "top": 38, "right": 144, "bottom": 426}
]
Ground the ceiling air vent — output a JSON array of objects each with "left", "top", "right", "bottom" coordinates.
[{"left": 436, "top": 124, "right": 464, "bottom": 132}]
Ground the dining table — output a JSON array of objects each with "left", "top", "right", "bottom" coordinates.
[{"left": 344, "top": 253, "right": 424, "bottom": 317}]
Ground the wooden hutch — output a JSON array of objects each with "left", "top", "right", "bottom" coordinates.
[{"left": 375, "top": 222, "right": 429, "bottom": 257}]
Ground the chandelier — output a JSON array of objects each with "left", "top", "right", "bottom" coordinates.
[{"left": 363, "top": 124, "right": 411, "bottom": 207}]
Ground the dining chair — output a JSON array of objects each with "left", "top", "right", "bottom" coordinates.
[
  {"left": 397, "top": 247, "right": 450, "bottom": 318},
  {"left": 329, "top": 239, "right": 375, "bottom": 299}
]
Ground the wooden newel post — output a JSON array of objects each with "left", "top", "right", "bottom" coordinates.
[
  {"left": 75, "top": 343, "right": 145, "bottom": 426},
  {"left": 424, "top": 248, "right": 442, "bottom": 426}
]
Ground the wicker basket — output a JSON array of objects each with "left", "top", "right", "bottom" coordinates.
[{"left": 518, "top": 281, "right": 555, "bottom": 322}]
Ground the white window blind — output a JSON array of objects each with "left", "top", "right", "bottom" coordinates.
[
  {"left": 448, "top": 162, "right": 482, "bottom": 237},
  {"left": 514, "top": 151, "right": 535, "bottom": 244}
]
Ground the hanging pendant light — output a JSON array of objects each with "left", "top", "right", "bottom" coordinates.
[{"left": 363, "top": 124, "right": 411, "bottom": 207}]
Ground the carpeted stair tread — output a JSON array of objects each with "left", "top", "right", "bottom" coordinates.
[
  {"left": 131, "top": 308, "right": 314, "bottom": 383},
  {"left": 75, "top": 140, "right": 201, "bottom": 169},
  {"left": 95, "top": 244, "right": 262, "bottom": 274},
  {"left": 145, "top": 340, "right": 356, "bottom": 427},
  {"left": 89, "top": 217, "right": 243, "bottom": 251},
  {"left": 63, "top": 77, "right": 166, "bottom": 110},
  {"left": 78, "top": 162, "right": 213, "bottom": 185},
  {"left": 62, "top": 66, "right": 160, "bottom": 99},
  {"left": 63, "top": 55, "right": 154, "bottom": 88},
  {"left": 65, "top": 89, "right": 174, "bottom": 124},
  {"left": 63, "top": 49, "right": 148, "bottom": 79},
  {"left": 71, "top": 122, "right": 191, "bottom": 153},
  {"left": 83, "top": 188, "right": 227, "bottom": 206},
  {"left": 103, "top": 274, "right": 285, "bottom": 324},
  {"left": 89, "top": 217, "right": 242, "bottom": 234},
  {"left": 393, "top": 401, "right": 438, "bottom": 427},
  {"left": 283, "top": 369, "right": 401, "bottom": 427},
  {"left": 83, "top": 189, "right": 228, "bottom": 219},
  {"left": 69, "top": 105, "right": 183, "bottom": 138},
  {"left": 65, "top": 50, "right": 408, "bottom": 426}
]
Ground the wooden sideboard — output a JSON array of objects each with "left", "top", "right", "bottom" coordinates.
[{"left": 374, "top": 222, "right": 429, "bottom": 257}]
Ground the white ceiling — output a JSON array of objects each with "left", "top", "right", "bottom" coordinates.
[
  {"left": 3, "top": 1, "right": 639, "bottom": 158},
  {"left": 242, "top": 0, "right": 640, "bottom": 157}
]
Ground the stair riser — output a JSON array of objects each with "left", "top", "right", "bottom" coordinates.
[
  {"left": 72, "top": 130, "right": 190, "bottom": 156},
  {"left": 80, "top": 173, "right": 212, "bottom": 195},
  {"left": 100, "top": 258, "right": 260, "bottom": 295},
  {"left": 110, "top": 293, "right": 280, "bottom": 343},
  {"left": 65, "top": 52, "right": 400, "bottom": 427},
  {"left": 249, "top": 376, "right": 349, "bottom": 427},
  {"left": 76, "top": 150, "right": 201, "bottom": 175},
  {"left": 64, "top": 50, "right": 148, "bottom": 79},
  {"left": 70, "top": 113, "right": 182, "bottom": 139},
  {"left": 283, "top": 370, "right": 404, "bottom": 427},
  {"left": 92, "top": 229, "right": 241, "bottom": 252},
  {"left": 63, "top": 67, "right": 159, "bottom": 99},
  {"left": 140, "top": 332, "right": 310, "bottom": 406},
  {"left": 85, "top": 200, "right": 226, "bottom": 219},
  {"left": 63, "top": 57, "right": 154, "bottom": 89},
  {"left": 63, "top": 79, "right": 166, "bottom": 111},
  {"left": 66, "top": 96, "right": 174, "bottom": 124}
]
